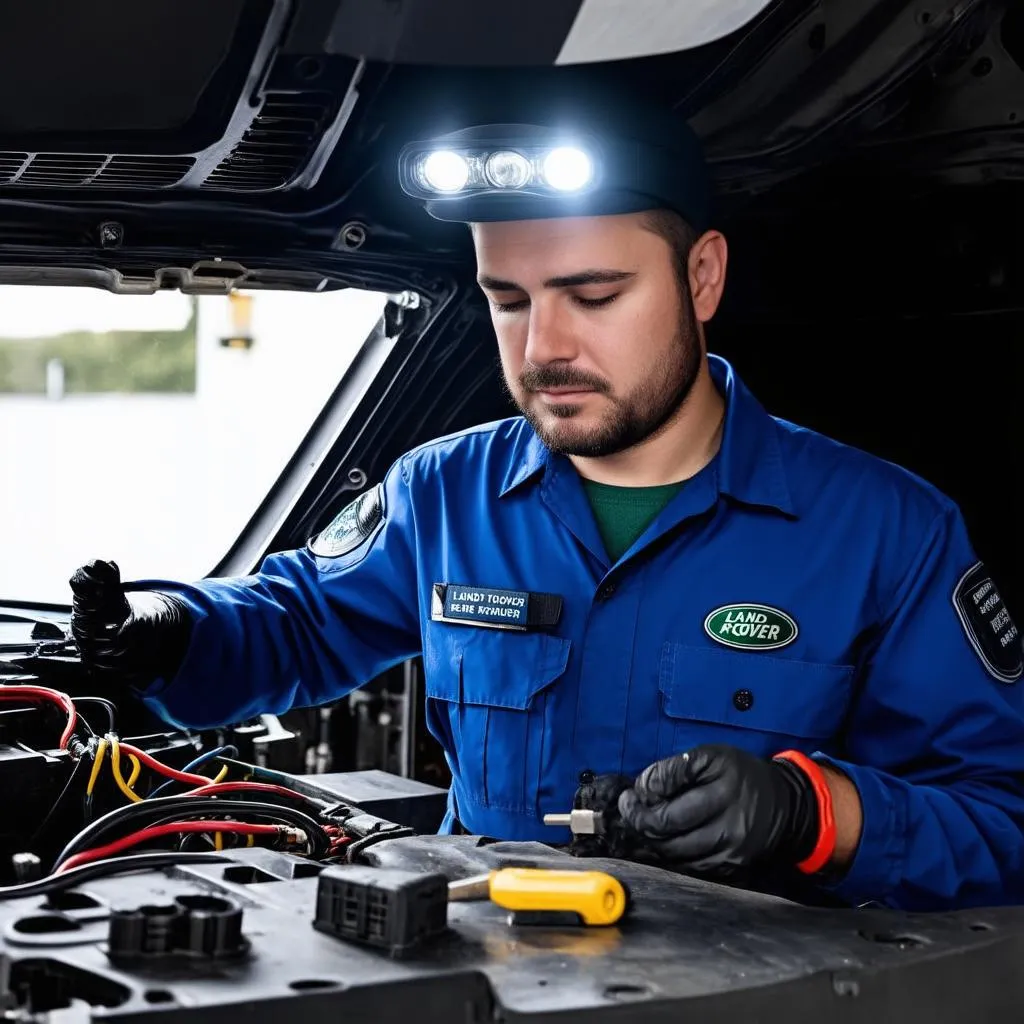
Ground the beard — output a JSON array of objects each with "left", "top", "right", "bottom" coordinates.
[{"left": 506, "top": 286, "right": 703, "bottom": 458}]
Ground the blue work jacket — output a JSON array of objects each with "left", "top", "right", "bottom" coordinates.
[{"left": 141, "top": 356, "right": 1024, "bottom": 911}]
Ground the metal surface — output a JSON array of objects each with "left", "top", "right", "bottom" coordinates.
[{"left": 447, "top": 872, "right": 493, "bottom": 901}]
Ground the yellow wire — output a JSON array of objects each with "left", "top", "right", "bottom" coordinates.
[
  {"left": 86, "top": 738, "right": 108, "bottom": 796},
  {"left": 212, "top": 826, "right": 251, "bottom": 850},
  {"left": 126, "top": 754, "right": 141, "bottom": 789},
  {"left": 109, "top": 739, "right": 143, "bottom": 803},
  {"left": 213, "top": 757, "right": 232, "bottom": 851}
]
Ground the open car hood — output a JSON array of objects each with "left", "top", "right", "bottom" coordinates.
[{"left": 0, "top": 0, "right": 1019, "bottom": 295}]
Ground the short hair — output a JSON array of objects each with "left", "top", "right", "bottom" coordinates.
[{"left": 640, "top": 208, "right": 698, "bottom": 291}]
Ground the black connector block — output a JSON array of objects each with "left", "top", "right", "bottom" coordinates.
[
  {"left": 108, "top": 894, "right": 248, "bottom": 964},
  {"left": 313, "top": 864, "right": 448, "bottom": 957}
]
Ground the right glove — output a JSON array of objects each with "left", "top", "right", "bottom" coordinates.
[
  {"left": 69, "top": 559, "right": 192, "bottom": 688},
  {"left": 616, "top": 744, "right": 826, "bottom": 881}
]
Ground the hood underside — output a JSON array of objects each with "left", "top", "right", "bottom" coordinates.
[{"left": 0, "top": 0, "right": 1019, "bottom": 298}]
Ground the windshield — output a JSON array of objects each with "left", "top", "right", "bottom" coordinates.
[{"left": 0, "top": 285, "right": 387, "bottom": 604}]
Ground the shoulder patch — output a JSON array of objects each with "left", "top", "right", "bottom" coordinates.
[
  {"left": 307, "top": 484, "right": 384, "bottom": 559},
  {"left": 953, "top": 562, "right": 1022, "bottom": 683}
]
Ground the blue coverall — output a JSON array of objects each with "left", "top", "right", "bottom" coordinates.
[{"left": 140, "top": 356, "right": 1024, "bottom": 911}]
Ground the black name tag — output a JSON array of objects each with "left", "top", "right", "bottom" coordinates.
[{"left": 431, "top": 583, "right": 562, "bottom": 632}]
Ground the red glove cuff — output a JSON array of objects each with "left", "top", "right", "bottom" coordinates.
[{"left": 774, "top": 750, "right": 836, "bottom": 875}]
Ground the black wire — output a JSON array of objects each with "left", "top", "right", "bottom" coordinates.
[
  {"left": 0, "top": 852, "right": 233, "bottom": 902},
  {"left": 71, "top": 697, "right": 116, "bottom": 735},
  {"left": 345, "top": 826, "right": 416, "bottom": 862},
  {"left": 29, "top": 753, "right": 92, "bottom": 846},
  {"left": 53, "top": 797, "right": 331, "bottom": 868},
  {"left": 73, "top": 713, "right": 97, "bottom": 739}
]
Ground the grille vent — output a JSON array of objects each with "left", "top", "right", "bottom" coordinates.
[{"left": 202, "top": 94, "right": 334, "bottom": 191}]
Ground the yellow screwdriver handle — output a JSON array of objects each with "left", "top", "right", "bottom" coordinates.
[{"left": 487, "top": 868, "right": 628, "bottom": 926}]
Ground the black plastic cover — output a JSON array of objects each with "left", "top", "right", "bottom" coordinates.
[{"left": 0, "top": 840, "right": 1020, "bottom": 1023}]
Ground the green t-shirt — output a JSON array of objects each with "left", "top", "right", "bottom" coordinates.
[{"left": 581, "top": 478, "right": 686, "bottom": 562}]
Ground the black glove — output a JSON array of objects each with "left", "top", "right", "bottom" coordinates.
[
  {"left": 617, "top": 744, "right": 821, "bottom": 881},
  {"left": 570, "top": 770, "right": 636, "bottom": 859},
  {"left": 69, "top": 559, "right": 192, "bottom": 688}
]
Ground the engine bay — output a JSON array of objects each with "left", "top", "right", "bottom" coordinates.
[{"left": 0, "top": 639, "right": 1020, "bottom": 1023}]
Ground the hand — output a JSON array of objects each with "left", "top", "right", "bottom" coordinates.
[
  {"left": 617, "top": 744, "right": 821, "bottom": 880},
  {"left": 69, "top": 559, "right": 192, "bottom": 687},
  {"left": 569, "top": 770, "right": 637, "bottom": 859}
]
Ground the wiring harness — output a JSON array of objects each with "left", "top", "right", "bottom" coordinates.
[{"left": 0, "top": 683, "right": 354, "bottom": 888}]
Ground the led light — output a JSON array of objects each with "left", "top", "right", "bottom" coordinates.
[
  {"left": 420, "top": 150, "right": 471, "bottom": 193},
  {"left": 484, "top": 151, "right": 532, "bottom": 189},
  {"left": 541, "top": 147, "right": 593, "bottom": 192}
]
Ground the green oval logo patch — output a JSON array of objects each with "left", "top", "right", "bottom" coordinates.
[{"left": 704, "top": 604, "right": 798, "bottom": 651}]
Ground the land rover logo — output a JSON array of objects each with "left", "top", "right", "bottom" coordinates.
[{"left": 704, "top": 604, "right": 798, "bottom": 651}]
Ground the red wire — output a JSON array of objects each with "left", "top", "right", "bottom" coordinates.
[
  {"left": 184, "top": 781, "right": 319, "bottom": 803},
  {"left": 0, "top": 686, "right": 77, "bottom": 749},
  {"left": 56, "top": 822, "right": 284, "bottom": 873},
  {"left": 113, "top": 742, "right": 213, "bottom": 787}
]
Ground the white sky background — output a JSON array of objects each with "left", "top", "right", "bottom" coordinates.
[
  {"left": 0, "top": 286, "right": 388, "bottom": 602},
  {"left": 0, "top": 287, "right": 192, "bottom": 337}
]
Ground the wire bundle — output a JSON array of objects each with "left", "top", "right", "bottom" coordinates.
[
  {"left": 54, "top": 793, "right": 332, "bottom": 870},
  {"left": 0, "top": 682, "right": 345, "bottom": 888},
  {"left": 66, "top": 743, "right": 336, "bottom": 872},
  {"left": 86, "top": 737, "right": 223, "bottom": 804}
]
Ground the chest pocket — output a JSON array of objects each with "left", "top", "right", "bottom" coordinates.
[
  {"left": 423, "top": 627, "right": 572, "bottom": 814},
  {"left": 656, "top": 643, "right": 854, "bottom": 762}
]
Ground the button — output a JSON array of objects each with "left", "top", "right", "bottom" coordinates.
[
  {"left": 596, "top": 582, "right": 617, "bottom": 601},
  {"left": 732, "top": 689, "right": 754, "bottom": 712}
]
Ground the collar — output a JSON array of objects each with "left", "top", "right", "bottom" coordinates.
[
  {"left": 708, "top": 355, "right": 796, "bottom": 516},
  {"left": 499, "top": 354, "right": 797, "bottom": 518}
]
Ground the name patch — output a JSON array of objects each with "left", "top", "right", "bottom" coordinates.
[
  {"left": 445, "top": 585, "right": 529, "bottom": 626},
  {"left": 430, "top": 583, "right": 562, "bottom": 632}
]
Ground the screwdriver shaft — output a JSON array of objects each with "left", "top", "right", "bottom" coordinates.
[
  {"left": 543, "top": 809, "right": 602, "bottom": 834},
  {"left": 543, "top": 813, "right": 572, "bottom": 827}
]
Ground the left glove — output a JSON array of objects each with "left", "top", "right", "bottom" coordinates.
[
  {"left": 617, "top": 744, "right": 827, "bottom": 880},
  {"left": 69, "top": 559, "right": 193, "bottom": 689}
]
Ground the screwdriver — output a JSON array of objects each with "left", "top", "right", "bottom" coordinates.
[{"left": 447, "top": 867, "right": 628, "bottom": 926}]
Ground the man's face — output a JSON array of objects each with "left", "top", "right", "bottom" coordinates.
[{"left": 473, "top": 212, "right": 703, "bottom": 458}]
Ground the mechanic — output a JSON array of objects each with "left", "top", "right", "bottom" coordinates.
[{"left": 68, "top": 86, "right": 1024, "bottom": 913}]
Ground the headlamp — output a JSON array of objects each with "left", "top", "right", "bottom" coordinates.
[
  {"left": 399, "top": 132, "right": 601, "bottom": 202},
  {"left": 419, "top": 150, "right": 472, "bottom": 193},
  {"left": 398, "top": 115, "right": 710, "bottom": 230}
]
